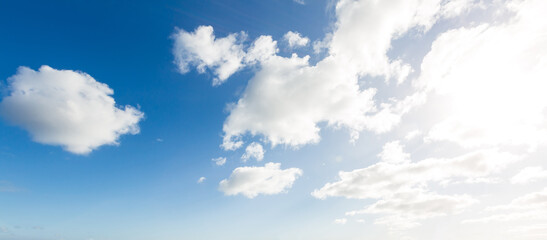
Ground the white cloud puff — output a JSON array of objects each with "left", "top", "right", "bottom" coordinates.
[
  {"left": 511, "top": 167, "right": 547, "bottom": 185},
  {"left": 0, "top": 66, "right": 144, "bottom": 154},
  {"left": 212, "top": 157, "right": 227, "bottom": 166},
  {"left": 283, "top": 31, "right": 309, "bottom": 48},
  {"left": 172, "top": 26, "right": 246, "bottom": 86},
  {"left": 197, "top": 177, "right": 206, "bottom": 183},
  {"left": 241, "top": 142, "right": 265, "bottom": 162},
  {"left": 218, "top": 162, "right": 302, "bottom": 198}
]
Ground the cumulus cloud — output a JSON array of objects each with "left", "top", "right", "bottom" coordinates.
[
  {"left": 241, "top": 142, "right": 265, "bottom": 162},
  {"left": 511, "top": 166, "right": 547, "bottom": 185},
  {"left": 219, "top": 162, "right": 302, "bottom": 198},
  {"left": 377, "top": 141, "right": 409, "bottom": 164},
  {"left": 172, "top": 26, "right": 247, "bottom": 86},
  {"left": 313, "top": 140, "right": 519, "bottom": 228},
  {"left": 176, "top": 0, "right": 479, "bottom": 150},
  {"left": 212, "top": 157, "right": 227, "bottom": 166},
  {"left": 0, "top": 66, "right": 144, "bottom": 154},
  {"left": 197, "top": 177, "right": 206, "bottom": 183},
  {"left": 283, "top": 31, "right": 309, "bottom": 48},
  {"left": 420, "top": 0, "right": 547, "bottom": 150}
]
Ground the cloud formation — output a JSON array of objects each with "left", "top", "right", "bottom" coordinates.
[
  {"left": 241, "top": 142, "right": 265, "bottom": 162},
  {"left": 172, "top": 26, "right": 246, "bottom": 86},
  {"left": 212, "top": 157, "right": 227, "bottom": 166},
  {"left": 283, "top": 31, "right": 309, "bottom": 48},
  {"left": 0, "top": 66, "right": 144, "bottom": 154},
  {"left": 219, "top": 162, "right": 302, "bottom": 198},
  {"left": 313, "top": 141, "right": 519, "bottom": 228}
]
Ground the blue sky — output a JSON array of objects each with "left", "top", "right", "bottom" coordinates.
[{"left": 1, "top": 0, "right": 547, "bottom": 239}]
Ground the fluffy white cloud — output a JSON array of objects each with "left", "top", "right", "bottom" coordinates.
[
  {"left": 244, "top": 35, "right": 278, "bottom": 64},
  {"left": 220, "top": 0, "right": 461, "bottom": 149},
  {"left": 172, "top": 26, "right": 246, "bottom": 85},
  {"left": 0, "top": 66, "right": 144, "bottom": 154},
  {"left": 511, "top": 167, "right": 547, "bottom": 185},
  {"left": 377, "top": 141, "right": 409, "bottom": 164},
  {"left": 420, "top": 0, "right": 547, "bottom": 150},
  {"left": 283, "top": 31, "right": 309, "bottom": 48},
  {"left": 218, "top": 162, "right": 302, "bottom": 198},
  {"left": 241, "top": 142, "right": 265, "bottom": 162},
  {"left": 212, "top": 157, "right": 227, "bottom": 166}
]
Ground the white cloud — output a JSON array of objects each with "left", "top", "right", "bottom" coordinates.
[
  {"left": 313, "top": 147, "right": 518, "bottom": 200},
  {"left": 347, "top": 191, "right": 476, "bottom": 229},
  {"left": 420, "top": 0, "right": 547, "bottom": 150},
  {"left": 283, "top": 31, "right": 309, "bottom": 48},
  {"left": 293, "top": 0, "right": 305, "bottom": 5},
  {"left": 333, "top": 218, "right": 347, "bottom": 224},
  {"left": 241, "top": 142, "right": 265, "bottom": 162},
  {"left": 377, "top": 141, "right": 410, "bottom": 164},
  {"left": 0, "top": 66, "right": 144, "bottom": 154},
  {"left": 404, "top": 130, "right": 422, "bottom": 141},
  {"left": 464, "top": 188, "right": 547, "bottom": 224},
  {"left": 313, "top": 141, "right": 519, "bottom": 229},
  {"left": 172, "top": 26, "right": 246, "bottom": 86},
  {"left": 197, "top": 177, "right": 206, "bottom": 183},
  {"left": 218, "top": 162, "right": 302, "bottom": 198},
  {"left": 212, "top": 157, "right": 227, "bottom": 166},
  {"left": 511, "top": 166, "right": 547, "bottom": 184},
  {"left": 244, "top": 35, "right": 278, "bottom": 64}
]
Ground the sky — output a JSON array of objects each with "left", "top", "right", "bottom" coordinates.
[{"left": 1, "top": 0, "right": 547, "bottom": 239}]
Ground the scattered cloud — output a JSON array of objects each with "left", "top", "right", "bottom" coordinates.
[
  {"left": 172, "top": 26, "right": 246, "bottom": 86},
  {"left": 0, "top": 66, "right": 144, "bottom": 154},
  {"left": 197, "top": 177, "right": 206, "bottom": 183},
  {"left": 313, "top": 140, "right": 519, "bottom": 228},
  {"left": 219, "top": 162, "right": 302, "bottom": 198},
  {"left": 212, "top": 157, "right": 227, "bottom": 166},
  {"left": 241, "top": 142, "right": 265, "bottom": 162},
  {"left": 333, "top": 218, "right": 347, "bottom": 224},
  {"left": 464, "top": 188, "right": 547, "bottom": 225},
  {"left": 511, "top": 166, "right": 547, "bottom": 184},
  {"left": 347, "top": 191, "right": 476, "bottom": 229},
  {"left": 283, "top": 31, "right": 309, "bottom": 48}
]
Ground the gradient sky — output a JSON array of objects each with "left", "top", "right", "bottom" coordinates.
[{"left": 1, "top": 0, "right": 547, "bottom": 240}]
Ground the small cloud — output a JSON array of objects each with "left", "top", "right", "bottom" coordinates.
[
  {"left": 212, "top": 157, "right": 227, "bottom": 166},
  {"left": 197, "top": 177, "right": 206, "bottom": 183},
  {"left": 293, "top": 0, "right": 305, "bottom": 5},
  {"left": 156, "top": 138, "right": 164, "bottom": 142},
  {"left": 219, "top": 162, "right": 302, "bottom": 198},
  {"left": 241, "top": 142, "right": 265, "bottom": 162},
  {"left": 334, "top": 218, "right": 347, "bottom": 224},
  {"left": 283, "top": 31, "right": 309, "bottom": 48}
]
